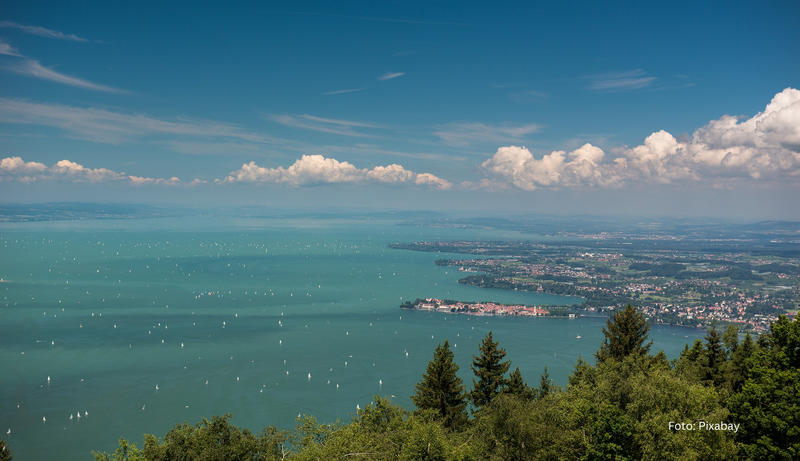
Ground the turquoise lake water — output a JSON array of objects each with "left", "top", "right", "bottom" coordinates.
[{"left": 0, "top": 217, "right": 705, "bottom": 460}]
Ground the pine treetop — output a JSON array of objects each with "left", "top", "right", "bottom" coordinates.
[
  {"left": 470, "top": 331, "right": 511, "bottom": 410},
  {"left": 411, "top": 340, "right": 467, "bottom": 429},
  {"left": 595, "top": 303, "right": 653, "bottom": 364}
]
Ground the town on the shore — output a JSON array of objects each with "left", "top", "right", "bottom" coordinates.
[
  {"left": 401, "top": 297, "right": 552, "bottom": 317},
  {"left": 390, "top": 235, "right": 799, "bottom": 332}
]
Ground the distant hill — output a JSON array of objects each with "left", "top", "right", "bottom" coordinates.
[{"left": 0, "top": 202, "right": 176, "bottom": 222}]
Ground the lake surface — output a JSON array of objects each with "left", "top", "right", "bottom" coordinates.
[{"left": 0, "top": 217, "right": 704, "bottom": 460}]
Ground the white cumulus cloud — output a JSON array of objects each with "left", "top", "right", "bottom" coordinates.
[
  {"left": 480, "top": 88, "right": 800, "bottom": 190},
  {"left": 222, "top": 154, "right": 451, "bottom": 189},
  {"left": 1, "top": 156, "right": 48, "bottom": 173},
  {"left": 0, "top": 156, "right": 204, "bottom": 186}
]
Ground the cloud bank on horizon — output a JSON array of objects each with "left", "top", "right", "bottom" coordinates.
[
  {"left": 0, "top": 156, "right": 203, "bottom": 187},
  {"left": 222, "top": 155, "right": 452, "bottom": 189},
  {"left": 1, "top": 88, "right": 798, "bottom": 191},
  {"left": 479, "top": 88, "right": 800, "bottom": 191}
]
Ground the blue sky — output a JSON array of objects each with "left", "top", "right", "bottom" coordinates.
[{"left": 1, "top": 0, "right": 799, "bottom": 218}]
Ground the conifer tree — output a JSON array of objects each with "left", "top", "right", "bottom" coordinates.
[
  {"left": 411, "top": 340, "right": 467, "bottom": 429},
  {"left": 729, "top": 331, "right": 755, "bottom": 392},
  {"left": 595, "top": 303, "right": 652, "bottom": 364},
  {"left": 470, "top": 331, "right": 511, "bottom": 410},
  {"left": 503, "top": 366, "right": 536, "bottom": 400},
  {"left": 703, "top": 324, "right": 726, "bottom": 386},
  {"left": 538, "top": 366, "right": 553, "bottom": 399},
  {"left": 675, "top": 339, "right": 705, "bottom": 382},
  {"left": 685, "top": 338, "right": 704, "bottom": 362}
]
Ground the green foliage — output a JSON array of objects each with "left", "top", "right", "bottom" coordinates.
[
  {"left": 629, "top": 262, "right": 686, "bottom": 277},
  {"left": 567, "top": 355, "right": 737, "bottom": 460},
  {"left": 142, "top": 414, "right": 287, "bottom": 461},
  {"left": 288, "top": 414, "right": 340, "bottom": 457},
  {"left": 702, "top": 325, "right": 726, "bottom": 387},
  {"left": 729, "top": 316, "right": 800, "bottom": 460},
  {"left": 92, "top": 438, "right": 144, "bottom": 461},
  {"left": 722, "top": 324, "right": 740, "bottom": 358},
  {"left": 503, "top": 366, "right": 536, "bottom": 401},
  {"left": 537, "top": 366, "right": 556, "bottom": 400},
  {"left": 547, "top": 307, "right": 569, "bottom": 317},
  {"left": 0, "top": 440, "right": 11, "bottom": 461},
  {"left": 567, "top": 356, "right": 597, "bottom": 390},
  {"left": 583, "top": 403, "right": 635, "bottom": 460},
  {"left": 411, "top": 340, "right": 468, "bottom": 430},
  {"left": 595, "top": 304, "right": 653, "bottom": 364},
  {"left": 675, "top": 339, "right": 704, "bottom": 383},
  {"left": 728, "top": 331, "right": 755, "bottom": 392},
  {"left": 470, "top": 393, "right": 584, "bottom": 460},
  {"left": 291, "top": 397, "right": 475, "bottom": 460},
  {"left": 470, "top": 331, "right": 511, "bottom": 411}
]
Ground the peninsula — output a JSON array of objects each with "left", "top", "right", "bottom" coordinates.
[
  {"left": 401, "top": 297, "right": 551, "bottom": 317},
  {"left": 388, "top": 218, "right": 800, "bottom": 332}
]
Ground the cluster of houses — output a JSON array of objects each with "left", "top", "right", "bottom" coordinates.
[{"left": 411, "top": 298, "right": 549, "bottom": 317}]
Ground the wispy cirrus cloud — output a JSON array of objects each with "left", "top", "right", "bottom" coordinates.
[
  {"left": 323, "top": 87, "right": 369, "bottom": 95},
  {"left": 0, "top": 36, "right": 121, "bottom": 93},
  {"left": 0, "top": 37, "right": 22, "bottom": 56},
  {"left": 161, "top": 140, "right": 271, "bottom": 157},
  {"left": 0, "top": 99, "right": 279, "bottom": 145},
  {"left": 266, "top": 113, "right": 383, "bottom": 137},
  {"left": 0, "top": 156, "right": 204, "bottom": 186},
  {"left": 281, "top": 12, "right": 476, "bottom": 27},
  {"left": 0, "top": 21, "right": 89, "bottom": 42},
  {"left": 377, "top": 71, "right": 404, "bottom": 81},
  {"left": 329, "top": 143, "right": 467, "bottom": 162},
  {"left": 588, "top": 69, "right": 657, "bottom": 92},
  {"left": 508, "top": 90, "right": 548, "bottom": 104},
  {"left": 433, "top": 121, "right": 543, "bottom": 147},
  {"left": 2, "top": 59, "right": 125, "bottom": 93}
]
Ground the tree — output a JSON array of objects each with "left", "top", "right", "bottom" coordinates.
[
  {"left": 675, "top": 338, "right": 706, "bottom": 383},
  {"left": 141, "top": 414, "right": 286, "bottom": 461},
  {"left": 92, "top": 438, "right": 143, "bottom": 461},
  {"left": 503, "top": 366, "right": 536, "bottom": 401},
  {"left": 728, "top": 331, "right": 754, "bottom": 392},
  {"left": 538, "top": 366, "right": 553, "bottom": 399},
  {"left": 0, "top": 440, "right": 11, "bottom": 461},
  {"left": 703, "top": 324, "right": 726, "bottom": 387},
  {"left": 470, "top": 331, "right": 511, "bottom": 410},
  {"left": 730, "top": 316, "right": 800, "bottom": 459},
  {"left": 411, "top": 340, "right": 468, "bottom": 430},
  {"left": 595, "top": 303, "right": 652, "bottom": 364},
  {"left": 722, "top": 324, "right": 740, "bottom": 359}
]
